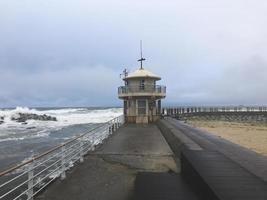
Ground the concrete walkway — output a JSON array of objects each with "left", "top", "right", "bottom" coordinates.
[{"left": 36, "top": 124, "right": 178, "bottom": 200}]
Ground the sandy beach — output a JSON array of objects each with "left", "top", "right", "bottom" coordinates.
[{"left": 187, "top": 120, "right": 267, "bottom": 156}]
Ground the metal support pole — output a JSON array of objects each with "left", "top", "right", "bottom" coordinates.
[
  {"left": 109, "top": 123, "right": 112, "bottom": 134},
  {"left": 61, "top": 145, "right": 66, "bottom": 180},
  {"left": 92, "top": 131, "right": 96, "bottom": 151},
  {"left": 116, "top": 118, "right": 119, "bottom": 130},
  {"left": 113, "top": 119, "right": 116, "bottom": 131},
  {"left": 27, "top": 160, "right": 34, "bottom": 200},
  {"left": 118, "top": 117, "right": 121, "bottom": 128},
  {"left": 79, "top": 140, "right": 84, "bottom": 163}
]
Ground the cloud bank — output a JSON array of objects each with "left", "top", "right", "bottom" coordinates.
[{"left": 0, "top": 0, "right": 267, "bottom": 107}]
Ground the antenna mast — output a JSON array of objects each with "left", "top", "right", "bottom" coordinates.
[
  {"left": 138, "top": 40, "right": 146, "bottom": 69},
  {"left": 120, "top": 68, "right": 128, "bottom": 79}
]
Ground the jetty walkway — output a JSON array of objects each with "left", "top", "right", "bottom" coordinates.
[
  {"left": 36, "top": 124, "right": 198, "bottom": 200},
  {"left": 35, "top": 119, "right": 267, "bottom": 200}
]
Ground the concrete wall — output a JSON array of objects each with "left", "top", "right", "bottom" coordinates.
[{"left": 157, "top": 119, "right": 202, "bottom": 157}]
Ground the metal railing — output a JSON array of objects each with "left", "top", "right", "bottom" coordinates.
[
  {"left": 118, "top": 85, "right": 166, "bottom": 95},
  {"left": 0, "top": 115, "right": 124, "bottom": 200}
]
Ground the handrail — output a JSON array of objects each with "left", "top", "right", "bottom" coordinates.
[
  {"left": 0, "top": 115, "right": 124, "bottom": 200},
  {"left": 118, "top": 85, "right": 166, "bottom": 93},
  {"left": 0, "top": 117, "right": 119, "bottom": 177},
  {"left": 0, "top": 124, "right": 101, "bottom": 177}
]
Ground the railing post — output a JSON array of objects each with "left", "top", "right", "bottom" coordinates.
[
  {"left": 117, "top": 117, "right": 120, "bottom": 128},
  {"left": 115, "top": 118, "right": 118, "bottom": 130},
  {"left": 79, "top": 140, "right": 84, "bottom": 163},
  {"left": 61, "top": 145, "right": 66, "bottom": 180},
  {"left": 114, "top": 119, "right": 117, "bottom": 131},
  {"left": 27, "top": 159, "right": 34, "bottom": 200},
  {"left": 115, "top": 118, "right": 118, "bottom": 129},
  {"left": 117, "top": 117, "right": 121, "bottom": 128},
  {"left": 109, "top": 122, "right": 112, "bottom": 134},
  {"left": 122, "top": 115, "right": 125, "bottom": 124},
  {"left": 91, "top": 132, "right": 96, "bottom": 151}
]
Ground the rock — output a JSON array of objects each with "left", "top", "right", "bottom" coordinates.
[
  {"left": 26, "top": 126, "right": 36, "bottom": 129},
  {"left": 0, "top": 116, "right": 4, "bottom": 120},
  {"left": 0, "top": 120, "right": 4, "bottom": 125},
  {"left": 11, "top": 113, "right": 57, "bottom": 122}
]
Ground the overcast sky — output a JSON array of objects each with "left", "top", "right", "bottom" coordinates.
[{"left": 0, "top": 0, "right": 267, "bottom": 107}]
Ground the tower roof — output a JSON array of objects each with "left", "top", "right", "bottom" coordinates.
[{"left": 123, "top": 68, "right": 161, "bottom": 80}]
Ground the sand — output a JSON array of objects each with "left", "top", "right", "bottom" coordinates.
[{"left": 186, "top": 120, "right": 267, "bottom": 156}]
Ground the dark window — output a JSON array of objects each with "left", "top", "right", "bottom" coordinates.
[{"left": 140, "top": 79, "right": 145, "bottom": 90}]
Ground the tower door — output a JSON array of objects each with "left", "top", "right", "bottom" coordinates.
[{"left": 137, "top": 99, "right": 147, "bottom": 115}]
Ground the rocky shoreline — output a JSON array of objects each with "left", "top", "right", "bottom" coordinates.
[
  {"left": 0, "top": 113, "right": 57, "bottom": 125},
  {"left": 12, "top": 113, "right": 57, "bottom": 123},
  {"left": 0, "top": 116, "right": 4, "bottom": 124}
]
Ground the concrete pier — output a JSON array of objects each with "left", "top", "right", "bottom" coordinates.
[
  {"left": 36, "top": 124, "right": 198, "bottom": 200},
  {"left": 36, "top": 119, "right": 267, "bottom": 200}
]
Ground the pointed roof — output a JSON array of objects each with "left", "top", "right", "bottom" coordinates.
[{"left": 123, "top": 68, "right": 161, "bottom": 80}]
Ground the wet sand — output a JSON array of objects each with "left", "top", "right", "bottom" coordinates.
[{"left": 186, "top": 120, "right": 267, "bottom": 156}]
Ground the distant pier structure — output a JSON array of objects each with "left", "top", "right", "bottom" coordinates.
[
  {"left": 163, "top": 106, "right": 267, "bottom": 123},
  {"left": 118, "top": 44, "right": 166, "bottom": 123}
]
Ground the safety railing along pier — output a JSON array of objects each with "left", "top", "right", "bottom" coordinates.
[
  {"left": 118, "top": 85, "right": 166, "bottom": 97},
  {"left": 0, "top": 115, "right": 124, "bottom": 200}
]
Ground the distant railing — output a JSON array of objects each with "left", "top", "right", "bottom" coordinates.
[
  {"left": 163, "top": 106, "right": 267, "bottom": 116},
  {"left": 0, "top": 115, "right": 124, "bottom": 200},
  {"left": 118, "top": 85, "right": 166, "bottom": 95}
]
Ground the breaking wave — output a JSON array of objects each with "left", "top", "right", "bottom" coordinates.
[{"left": 0, "top": 107, "right": 123, "bottom": 142}]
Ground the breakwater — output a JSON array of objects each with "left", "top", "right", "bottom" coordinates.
[{"left": 163, "top": 106, "right": 267, "bottom": 123}]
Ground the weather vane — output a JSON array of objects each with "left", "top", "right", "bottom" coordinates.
[{"left": 137, "top": 40, "right": 145, "bottom": 69}]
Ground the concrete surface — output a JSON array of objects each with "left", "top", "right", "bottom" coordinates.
[
  {"left": 134, "top": 172, "right": 199, "bottom": 200},
  {"left": 36, "top": 124, "right": 177, "bottom": 200},
  {"left": 167, "top": 118, "right": 267, "bottom": 182}
]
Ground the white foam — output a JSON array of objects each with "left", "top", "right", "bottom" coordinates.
[
  {"left": 0, "top": 129, "right": 51, "bottom": 142},
  {"left": 0, "top": 107, "right": 122, "bottom": 127},
  {"left": 0, "top": 107, "right": 123, "bottom": 141}
]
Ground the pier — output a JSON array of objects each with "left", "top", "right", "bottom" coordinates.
[
  {"left": 1, "top": 116, "right": 267, "bottom": 199},
  {"left": 35, "top": 124, "right": 191, "bottom": 200},
  {"left": 1, "top": 64, "right": 267, "bottom": 199},
  {"left": 34, "top": 118, "right": 267, "bottom": 199}
]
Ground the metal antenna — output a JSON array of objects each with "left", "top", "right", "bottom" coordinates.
[
  {"left": 120, "top": 68, "right": 128, "bottom": 79},
  {"left": 138, "top": 40, "right": 145, "bottom": 69}
]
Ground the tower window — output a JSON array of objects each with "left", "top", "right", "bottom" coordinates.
[{"left": 140, "top": 79, "right": 145, "bottom": 90}]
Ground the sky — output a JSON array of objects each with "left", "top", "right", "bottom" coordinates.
[{"left": 0, "top": 0, "right": 267, "bottom": 107}]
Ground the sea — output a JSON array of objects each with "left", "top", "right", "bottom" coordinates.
[{"left": 0, "top": 107, "right": 123, "bottom": 171}]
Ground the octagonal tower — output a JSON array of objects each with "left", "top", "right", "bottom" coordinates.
[{"left": 118, "top": 48, "right": 166, "bottom": 123}]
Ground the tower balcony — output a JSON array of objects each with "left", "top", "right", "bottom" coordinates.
[{"left": 118, "top": 85, "right": 166, "bottom": 99}]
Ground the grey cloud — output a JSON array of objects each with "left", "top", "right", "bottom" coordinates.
[
  {"left": 0, "top": 0, "right": 267, "bottom": 107},
  {"left": 0, "top": 66, "right": 121, "bottom": 107}
]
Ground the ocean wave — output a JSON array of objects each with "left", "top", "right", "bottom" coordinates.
[
  {"left": 0, "top": 129, "right": 51, "bottom": 142},
  {"left": 0, "top": 107, "right": 123, "bottom": 134}
]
